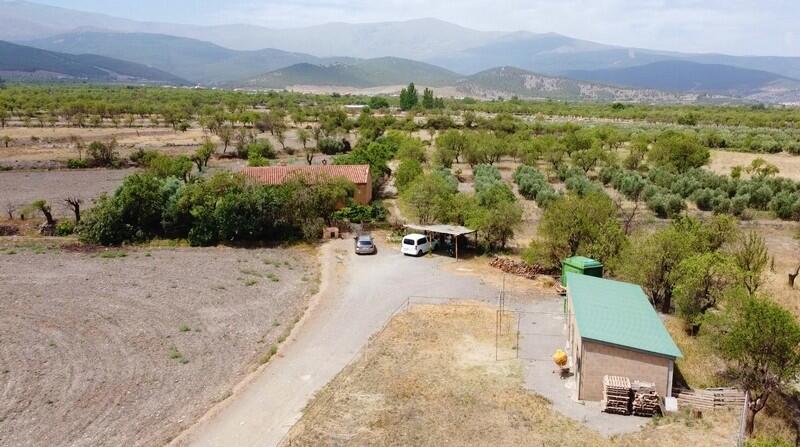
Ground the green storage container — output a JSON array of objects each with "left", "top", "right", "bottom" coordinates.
[{"left": 561, "top": 256, "right": 603, "bottom": 287}]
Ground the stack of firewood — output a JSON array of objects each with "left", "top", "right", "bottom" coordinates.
[
  {"left": 632, "top": 381, "right": 660, "bottom": 417},
  {"left": 602, "top": 375, "right": 632, "bottom": 415},
  {"left": 489, "top": 257, "right": 541, "bottom": 279}
]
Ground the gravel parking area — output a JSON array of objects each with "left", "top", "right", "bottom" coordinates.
[{"left": 0, "top": 244, "right": 318, "bottom": 447}]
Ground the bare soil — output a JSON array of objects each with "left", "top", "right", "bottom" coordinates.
[
  {"left": 0, "top": 125, "right": 330, "bottom": 170},
  {"left": 0, "top": 242, "right": 319, "bottom": 447},
  {"left": 284, "top": 303, "right": 742, "bottom": 447},
  {"left": 1, "top": 168, "right": 135, "bottom": 217}
]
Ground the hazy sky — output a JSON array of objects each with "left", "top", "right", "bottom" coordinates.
[{"left": 35, "top": 0, "right": 800, "bottom": 56}]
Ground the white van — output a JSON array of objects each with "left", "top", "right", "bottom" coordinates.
[{"left": 401, "top": 233, "right": 438, "bottom": 256}]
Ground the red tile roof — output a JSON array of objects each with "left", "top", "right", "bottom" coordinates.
[{"left": 241, "top": 164, "right": 371, "bottom": 186}]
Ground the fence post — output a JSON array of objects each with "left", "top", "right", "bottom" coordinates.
[{"left": 737, "top": 391, "right": 749, "bottom": 447}]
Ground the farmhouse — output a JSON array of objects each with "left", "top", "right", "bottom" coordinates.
[
  {"left": 241, "top": 164, "right": 373, "bottom": 205},
  {"left": 565, "top": 273, "right": 682, "bottom": 401}
]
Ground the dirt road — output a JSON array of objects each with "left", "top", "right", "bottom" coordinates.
[{"left": 173, "top": 238, "right": 500, "bottom": 447}]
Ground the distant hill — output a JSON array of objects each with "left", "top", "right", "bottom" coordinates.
[
  {"left": 4, "top": 1, "right": 800, "bottom": 101},
  {"left": 22, "top": 32, "right": 355, "bottom": 84},
  {"left": 563, "top": 61, "right": 800, "bottom": 99},
  {"left": 0, "top": 40, "right": 188, "bottom": 84},
  {"left": 241, "top": 58, "right": 460, "bottom": 89},
  {"left": 455, "top": 66, "right": 705, "bottom": 103}
]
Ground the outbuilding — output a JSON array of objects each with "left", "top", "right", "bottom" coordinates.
[{"left": 565, "top": 273, "right": 682, "bottom": 401}]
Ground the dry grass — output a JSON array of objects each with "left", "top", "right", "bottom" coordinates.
[
  {"left": 284, "top": 303, "right": 743, "bottom": 447},
  {"left": 664, "top": 316, "right": 727, "bottom": 389},
  {"left": 708, "top": 150, "right": 800, "bottom": 181}
]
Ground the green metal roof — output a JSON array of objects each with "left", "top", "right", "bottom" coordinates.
[
  {"left": 567, "top": 273, "right": 682, "bottom": 359},
  {"left": 563, "top": 256, "right": 603, "bottom": 269}
]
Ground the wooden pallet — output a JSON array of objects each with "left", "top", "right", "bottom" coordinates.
[
  {"left": 673, "top": 387, "right": 745, "bottom": 411},
  {"left": 632, "top": 381, "right": 659, "bottom": 417},
  {"left": 602, "top": 375, "right": 632, "bottom": 415}
]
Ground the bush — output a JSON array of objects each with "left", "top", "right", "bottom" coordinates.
[
  {"left": 731, "top": 194, "right": 750, "bottom": 216},
  {"left": 564, "top": 172, "right": 600, "bottom": 196},
  {"left": 513, "top": 165, "right": 551, "bottom": 201},
  {"left": 78, "top": 195, "right": 130, "bottom": 245},
  {"left": 691, "top": 188, "right": 717, "bottom": 211},
  {"left": 129, "top": 148, "right": 160, "bottom": 166},
  {"left": 647, "top": 192, "right": 686, "bottom": 218},
  {"left": 535, "top": 189, "right": 560, "bottom": 208},
  {"left": 318, "top": 137, "right": 345, "bottom": 155},
  {"left": 55, "top": 220, "right": 76, "bottom": 236},
  {"left": 247, "top": 140, "right": 276, "bottom": 160},
  {"left": 146, "top": 154, "right": 192, "bottom": 180},
  {"left": 473, "top": 164, "right": 502, "bottom": 193},
  {"left": 66, "top": 158, "right": 89, "bottom": 169},
  {"left": 87, "top": 140, "right": 121, "bottom": 168},
  {"left": 769, "top": 191, "right": 800, "bottom": 219},
  {"left": 332, "top": 203, "right": 387, "bottom": 223}
]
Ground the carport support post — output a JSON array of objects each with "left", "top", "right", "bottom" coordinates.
[{"left": 455, "top": 234, "right": 459, "bottom": 261}]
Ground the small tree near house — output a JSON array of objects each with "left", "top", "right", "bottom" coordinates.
[{"left": 707, "top": 293, "right": 800, "bottom": 437}]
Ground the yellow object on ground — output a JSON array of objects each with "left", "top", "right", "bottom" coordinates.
[{"left": 553, "top": 349, "right": 568, "bottom": 367}]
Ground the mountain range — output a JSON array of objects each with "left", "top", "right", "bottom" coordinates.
[
  {"left": 2, "top": 0, "right": 800, "bottom": 103},
  {"left": 0, "top": 40, "right": 188, "bottom": 84}
]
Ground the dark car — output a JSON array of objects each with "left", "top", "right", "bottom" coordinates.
[{"left": 354, "top": 234, "right": 377, "bottom": 255}]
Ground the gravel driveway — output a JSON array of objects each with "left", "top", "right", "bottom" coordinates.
[{"left": 173, "top": 238, "right": 501, "bottom": 447}]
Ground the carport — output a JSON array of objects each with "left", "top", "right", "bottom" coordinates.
[{"left": 403, "top": 224, "right": 477, "bottom": 261}]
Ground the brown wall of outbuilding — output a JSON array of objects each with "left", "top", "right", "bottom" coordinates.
[{"left": 578, "top": 340, "right": 672, "bottom": 401}]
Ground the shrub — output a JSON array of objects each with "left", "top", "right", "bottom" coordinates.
[
  {"left": 647, "top": 192, "right": 686, "bottom": 218},
  {"left": 769, "top": 191, "right": 800, "bottom": 219},
  {"left": 66, "top": 158, "right": 89, "bottom": 169},
  {"left": 332, "top": 203, "right": 387, "bottom": 223},
  {"left": 87, "top": 140, "right": 121, "bottom": 168},
  {"left": 247, "top": 140, "right": 276, "bottom": 160},
  {"left": 78, "top": 195, "right": 130, "bottom": 245},
  {"left": 711, "top": 195, "right": 732, "bottom": 215},
  {"left": 55, "top": 220, "right": 76, "bottom": 236},
  {"left": 691, "top": 188, "right": 717, "bottom": 211},
  {"left": 145, "top": 154, "right": 192, "bottom": 180},
  {"left": 535, "top": 189, "right": 560, "bottom": 208},
  {"left": 564, "top": 173, "right": 600, "bottom": 196},
  {"left": 731, "top": 194, "right": 750, "bottom": 216},
  {"left": 513, "top": 165, "right": 551, "bottom": 201},
  {"left": 129, "top": 148, "right": 160, "bottom": 166},
  {"left": 318, "top": 137, "right": 345, "bottom": 155},
  {"left": 473, "top": 164, "right": 502, "bottom": 193}
]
